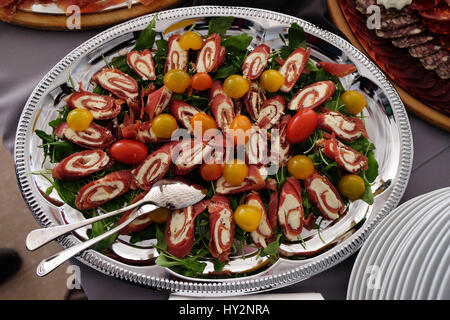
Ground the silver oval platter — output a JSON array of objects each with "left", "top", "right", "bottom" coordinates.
[{"left": 14, "top": 6, "right": 413, "bottom": 296}]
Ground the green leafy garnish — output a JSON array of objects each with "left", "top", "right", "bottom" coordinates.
[
  {"left": 208, "top": 16, "right": 234, "bottom": 36},
  {"left": 134, "top": 15, "right": 157, "bottom": 51}
]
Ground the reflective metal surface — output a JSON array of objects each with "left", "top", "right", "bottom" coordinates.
[
  {"left": 14, "top": 6, "right": 413, "bottom": 296},
  {"left": 21, "top": 1, "right": 140, "bottom": 15}
]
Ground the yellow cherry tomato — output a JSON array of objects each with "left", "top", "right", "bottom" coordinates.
[
  {"left": 341, "top": 90, "right": 367, "bottom": 115},
  {"left": 223, "top": 159, "right": 248, "bottom": 186},
  {"left": 163, "top": 69, "right": 191, "bottom": 93},
  {"left": 338, "top": 174, "right": 366, "bottom": 200},
  {"left": 67, "top": 108, "right": 93, "bottom": 131},
  {"left": 190, "top": 112, "right": 218, "bottom": 136},
  {"left": 228, "top": 115, "right": 252, "bottom": 145},
  {"left": 287, "top": 155, "right": 315, "bottom": 179},
  {"left": 259, "top": 69, "right": 285, "bottom": 92},
  {"left": 223, "top": 75, "right": 250, "bottom": 99},
  {"left": 151, "top": 114, "right": 178, "bottom": 139},
  {"left": 179, "top": 31, "right": 203, "bottom": 50},
  {"left": 148, "top": 207, "right": 171, "bottom": 224},
  {"left": 234, "top": 204, "right": 262, "bottom": 232}
]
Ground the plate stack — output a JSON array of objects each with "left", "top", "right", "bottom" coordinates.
[{"left": 347, "top": 187, "right": 450, "bottom": 300}]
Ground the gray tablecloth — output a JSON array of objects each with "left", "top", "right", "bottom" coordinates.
[{"left": 1, "top": 13, "right": 448, "bottom": 300}]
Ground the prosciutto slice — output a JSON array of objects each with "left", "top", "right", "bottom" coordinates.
[
  {"left": 278, "top": 177, "right": 304, "bottom": 241},
  {"left": 75, "top": 170, "right": 132, "bottom": 210},
  {"left": 242, "top": 44, "right": 270, "bottom": 80},
  {"left": 52, "top": 149, "right": 112, "bottom": 181},
  {"left": 135, "top": 121, "right": 169, "bottom": 144},
  {"left": 196, "top": 34, "right": 223, "bottom": 73},
  {"left": 169, "top": 99, "right": 201, "bottom": 133},
  {"left": 165, "top": 205, "right": 199, "bottom": 258},
  {"left": 256, "top": 95, "right": 285, "bottom": 130},
  {"left": 208, "top": 195, "right": 235, "bottom": 261},
  {"left": 127, "top": 49, "right": 156, "bottom": 81},
  {"left": 304, "top": 172, "right": 344, "bottom": 220},
  {"left": 278, "top": 47, "right": 311, "bottom": 93},
  {"left": 165, "top": 34, "right": 188, "bottom": 72},
  {"left": 145, "top": 86, "right": 172, "bottom": 120},
  {"left": 317, "top": 111, "right": 368, "bottom": 142},
  {"left": 65, "top": 91, "right": 122, "bottom": 120},
  {"left": 321, "top": 135, "right": 369, "bottom": 174},
  {"left": 171, "top": 138, "right": 212, "bottom": 175},
  {"left": 288, "top": 81, "right": 336, "bottom": 111},
  {"left": 55, "top": 122, "right": 115, "bottom": 150},
  {"left": 243, "top": 82, "right": 266, "bottom": 121},
  {"left": 132, "top": 142, "right": 173, "bottom": 190},
  {"left": 215, "top": 165, "right": 266, "bottom": 195},
  {"left": 247, "top": 193, "right": 273, "bottom": 248},
  {"left": 92, "top": 68, "right": 139, "bottom": 101}
]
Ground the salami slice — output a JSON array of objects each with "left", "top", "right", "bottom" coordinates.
[
  {"left": 278, "top": 47, "right": 311, "bottom": 93},
  {"left": 420, "top": 49, "right": 450, "bottom": 70},
  {"left": 242, "top": 44, "right": 270, "bottom": 80},
  {"left": 391, "top": 34, "right": 434, "bottom": 48},
  {"left": 55, "top": 122, "right": 115, "bottom": 150},
  {"left": 75, "top": 170, "right": 132, "bottom": 210},
  {"left": 321, "top": 136, "right": 369, "bottom": 174},
  {"left": 409, "top": 41, "right": 442, "bottom": 57},
  {"left": 127, "top": 49, "right": 156, "bottom": 81},
  {"left": 256, "top": 95, "right": 285, "bottom": 130},
  {"left": 375, "top": 22, "right": 427, "bottom": 38},
  {"left": 317, "top": 111, "right": 368, "bottom": 142},
  {"left": 208, "top": 195, "right": 235, "bottom": 261},
  {"left": 52, "top": 149, "right": 112, "bottom": 181},
  {"left": 132, "top": 142, "right": 173, "bottom": 190},
  {"left": 247, "top": 193, "right": 273, "bottom": 248},
  {"left": 215, "top": 165, "right": 266, "bottom": 195},
  {"left": 243, "top": 81, "right": 266, "bottom": 121},
  {"left": 288, "top": 81, "right": 336, "bottom": 111},
  {"left": 65, "top": 91, "right": 122, "bottom": 120},
  {"left": 165, "top": 205, "right": 199, "bottom": 258},
  {"left": 196, "top": 33, "right": 222, "bottom": 73},
  {"left": 436, "top": 61, "right": 450, "bottom": 79},
  {"left": 92, "top": 68, "right": 139, "bottom": 101},
  {"left": 304, "top": 172, "right": 344, "bottom": 221},
  {"left": 278, "top": 177, "right": 304, "bottom": 242},
  {"left": 165, "top": 34, "right": 189, "bottom": 72},
  {"left": 419, "top": 2, "right": 450, "bottom": 21},
  {"left": 144, "top": 86, "right": 172, "bottom": 120},
  {"left": 381, "top": 10, "right": 421, "bottom": 31},
  {"left": 169, "top": 99, "right": 201, "bottom": 134}
]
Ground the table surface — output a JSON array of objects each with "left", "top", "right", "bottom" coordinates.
[{"left": 1, "top": 3, "right": 449, "bottom": 300}]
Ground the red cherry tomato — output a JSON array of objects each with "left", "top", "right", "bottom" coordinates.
[
  {"left": 286, "top": 109, "right": 318, "bottom": 144},
  {"left": 109, "top": 140, "right": 148, "bottom": 165}
]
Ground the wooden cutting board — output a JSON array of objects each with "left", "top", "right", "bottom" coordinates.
[
  {"left": 327, "top": 0, "right": 450, "bottom": 132},
  {"left": 0, "top": 0, "right": 183, "bottom": 30}
]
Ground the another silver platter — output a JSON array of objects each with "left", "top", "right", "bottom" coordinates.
[{"left": 14, "top": 6, "right": 413, "bottom": 296}]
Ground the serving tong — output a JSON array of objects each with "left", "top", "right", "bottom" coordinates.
[{"left": 26, "top": 179, "right": 207, "bottom": 277}]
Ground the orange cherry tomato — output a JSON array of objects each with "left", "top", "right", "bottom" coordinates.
[
  {"left": 200, "top": 162, "right": 223, "bottom": 181},
  {"left": 109, "top": 140, "right": 148, "bottom": 165},
  {"left": 190, "top": 112, "right": 218, "bottom": 136},
  {"left": 228, "top": 115, "right": 252, "bottom": 145},
  {"left": 190, "top": 72, "right": 213, "bottom": 91}
]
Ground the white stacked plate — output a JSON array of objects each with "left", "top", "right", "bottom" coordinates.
[{"left": 347, "top": 187, "right": 450, "bottom": 300}]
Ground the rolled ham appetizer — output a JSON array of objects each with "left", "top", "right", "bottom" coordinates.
[
  {"left": 131, "top": 142, "right": 173, "bottom": 190},
  {"left": 55, "top": 122, "right": 115, "bottom": 150},
  {"left": 278, "top": 177, "right": 304, "bottom": 241},
  {"left": 243, "top": 81, "right": 266, "bottom": 121},
  {"left": 165, "top": 34, "right": 189, "bottom": 72},
  {"left": 92, "top": 68, "right": 139, "bottom": 101},
  {"left": 135, "top": 121, "right": 170, "bottom": 144},
  {"left": 265, "top": 179, "right": 279, "bottom": 232},
  {"left": 144, "top": 86, "right": 172, "bottom": 120},
  {"left": 278, "top": 47, "right": 310, "bottom": 93},
  {"left": 304, "top": 172, "right": 344, "bottom": 220},
  {"left": 127, "top": 49, "right": 156, "bottom": 81},
  {"left": 208, "top": 195, "right": 235, "bottom": 261},
  {"left": 117, "top": 192, "right": 152, "bottom": 235},
  {"left": 256, "top": 95, "right": 285, "bottom": 130},
  {"left": 320, "top": 135, "right": 369, "bottom": 174},
  {"left": 165, "top": 205, "right": 198, "bottom": 258},
  {"left": 270, "top": 114, "right": 292, "bottom": 167},
  {"left": 52, "top": 149, "right": 112, "bottom": 181},
  {"left": 65, "top": 91, "right": 122, "bottom": 120},
  {"left": 169, "top": 100, "right": 201, "bottom": 134},
  {"left": 317, "top": 111, "right": 368, "bottom": 142},
  {"left": 196, "top": 33, "right": 223, "bottom": 73},
  {"left": 245, "top": 126, "right": 269, "bottom": 166},
  {"left": 246, "top": 193, "right": 273, "bottom": 248},
  {"left": 215, "top": 165, "right": 266, "bottom": 195},
  {"left": 210, "top": 91, "right": 235, "bottom": 132},
  {"left": 171, "top": 138, "right": 212, "bottom": 175},
  {"left": 288, "top": 80, "right": 336, "bottom": 111},
  {"left": 242, "top": 44, "right": 270, "bottom": 80},
  {"left": 75, "top": 170, "right": 132, "bottom": 210}
]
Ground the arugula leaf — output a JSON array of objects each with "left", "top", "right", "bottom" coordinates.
[
  {"left": 93, "top": 85, "right": 108, "bottom": 95},
  {"left": 208, "top": 16, "right": 234, "bottom": 36},
  {"left": 216, "top": 65, "right": 239, "bottom": 79},
  {"left": 155, "top": 254, "right": 183, "bottom": 268},
  {"left": 134, "top": 15, "right": 157, "bottom": 51},
  {"left": 222, "top": 33, "right": 252, "bottom": 52},
  {"left": 360, "top": 177, "right": 374, "bottom": 205},
  {"left": 90, "top": 216, "right": 118, "bottom": 253},
  {"left": 213, "top": 258, "right": 227, "bottom": 273},
  {"left": 155, "top": 224, "right": 167, "bottom": 251},
  {"left": 129, "top": 226, "right": 156, "bottom": 244},
  {"left": 365, "top": 151, "right": 379, "bottom": 183},
  {"left": 288, "top": 23, "right": 307, "bottom": 50}
]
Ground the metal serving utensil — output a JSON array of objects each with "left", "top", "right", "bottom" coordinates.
[{"left": 28, "top": 179, "right": 206, "bottom": 276}]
